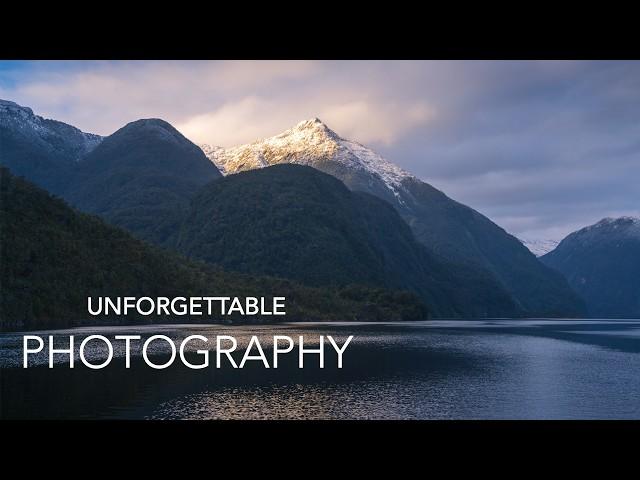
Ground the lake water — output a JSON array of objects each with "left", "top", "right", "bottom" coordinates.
[{"left": 2, "top": 319, "right": 640, "bottom": 419}]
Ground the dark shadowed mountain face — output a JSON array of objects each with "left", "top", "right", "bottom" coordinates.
[
  {"left": 0, "top": 99, "right": 102, "bottom": 194},
  {"left": 64, "top": 119, "right": 222, "bottom": 245},
  {"left": 396, "top": 177, "right": 586, "bottom": 317},
  {"left": 542, "top": 217, "right": 640, "bottom": 318},
  {"left": 175, "top": 164, "right": 522, "bottom": 318},
  {"left": 206, "top": 119, "right": 586, "bottom": 318},
  {"left": 0, "top": 168, "right": 428, "bottom": 331}
]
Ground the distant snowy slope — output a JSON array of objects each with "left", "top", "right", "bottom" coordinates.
[{"left": 519, "top": 238, "right": 560, "bottom": 257}]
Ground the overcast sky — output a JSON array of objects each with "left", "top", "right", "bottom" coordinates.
[{"left": 1, "top": 60, "right": 638, "bottom": 242}]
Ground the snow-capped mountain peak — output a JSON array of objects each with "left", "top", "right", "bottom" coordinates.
[
  {"left": 582, "top": 216, "right": 640, "bottom": 239},
  {"left": 592, "top": 216, "right": 640, "bottom": 229},
  {"left": 201, "top": 118, "right": 414, "bottom": 197},
  {"left": 1, "top": 98, "right": 102, "bottom": 161},
  {"left": 290, "top": 117, "right": 341, "bottom": 140},
  {"left": 0, "top": 99, "right": 34, "bottom": 117}
]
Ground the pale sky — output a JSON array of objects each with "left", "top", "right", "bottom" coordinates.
[{"left": 1, "top": 60, "right": 638, "bottom": 242}]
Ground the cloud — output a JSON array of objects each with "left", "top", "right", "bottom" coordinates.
[
  {"left": 0, "top": 61, "right": 322, "bottom": 135},
  {"left": 176, "top": 97, "right": 296, "bottom": 146},
  {"left": 319, "top": 101, "right": 433, "bottom": 145},
  {"left": 176, "top": 96, "right": 434, "bottom": 147},
  {"left": 2, "top": 60, "right": 432, "bottom": 146}
]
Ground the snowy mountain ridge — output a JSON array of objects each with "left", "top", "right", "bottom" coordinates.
[
  {"left": 0, "top": 99, "right": 102, "bottom": 161},
  {"left": 564, "top": 216, "right": 640, "bottom": 245},
  {"left": 521, "top": 218, "right": 640, "bottom": 256},
  {"left": 586, "top": 216, "right": 640, "bottom": 234},
  {"left": 201, "top": 118, "right": 414, "bottom": 198}
]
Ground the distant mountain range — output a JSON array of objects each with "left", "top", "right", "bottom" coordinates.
[
  {"left": 12, "top": 99, "right": 638, "bottom": 324},
  {"left": 542, "top": 217, "right": 640, "bottom": 318}
]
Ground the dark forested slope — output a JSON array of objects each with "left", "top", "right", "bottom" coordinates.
[{"left": 0, "top": 168, "right": 428, "bottom": 331}]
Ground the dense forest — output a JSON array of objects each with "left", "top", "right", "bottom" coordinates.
[{"left": 0, "top": 168, "right": 428, "bottom": 331}]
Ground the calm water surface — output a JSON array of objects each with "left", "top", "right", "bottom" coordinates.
[{"left": 1, "top": 319, "right": 640, "bottom": 419}]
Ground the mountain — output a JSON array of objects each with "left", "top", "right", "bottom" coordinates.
[
  {"left": 0, "top": 101, "right": 223, "bottom": 245},
  {"left": 541, "top": 217, "right": 640, "bottom": 318},
  {"left": 64, "top": 118, "right": 222, "bottom": 245},
  {"left": 175, "top": 164, "right": 522, "bottom": 318},
  {"left": 203, "top": 118, "right": 586, "bottom": 317},
  {"left": 519, "top": 238, "right": 560, "bottom": 257},
  {"left": 0, "top": 99, "right": 101, "bottom": 193},
  {"left": 0, "top": 167, "right": 428, "bottom": 331}
]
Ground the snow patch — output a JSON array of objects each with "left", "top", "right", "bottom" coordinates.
[{"left": 519, "top": 238, "right": 559, "bottom": 257}]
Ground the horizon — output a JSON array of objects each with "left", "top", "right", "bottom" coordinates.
[{"left": 1, "top": 60, "right": 638, "bottom": 243}]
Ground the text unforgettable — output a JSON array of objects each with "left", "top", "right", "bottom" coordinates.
[{"left": 88, "top": 296, "right": 286, "bottom": 317}]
